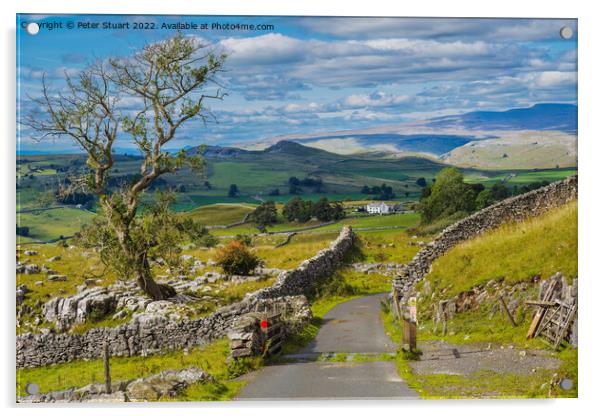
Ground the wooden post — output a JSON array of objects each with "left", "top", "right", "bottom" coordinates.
[
  {"left": 499, "top": 296, "right": 517, "bottom": 327},
  {"left": 401, "top": 297, "right": 418, "bottom": 352},
  {"left": 392, "top": 290, "right": 400, "bottom": 320},
  {"left": 442, "top": 313, "right": 448, "bottom": 336},
  {"left": 103, "top": 343, "right": 111, "bottom": 394}
]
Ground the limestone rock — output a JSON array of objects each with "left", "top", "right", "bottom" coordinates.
[
  {"left": 16, "top": 284, "right": 30, "bottom": 305},
  {"left": 43, "top": 287, "right": 117, "bottom": 331},
  {"left": 18, "top": 263, "right": 40, "bottom": 274},
  {"left": 126, "top": 367, "right": 213, "bottom": 402},
  {"left": 48, "top": 274, "right": 67, "bottom": 282}
]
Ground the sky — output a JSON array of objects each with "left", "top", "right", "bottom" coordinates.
[{"left": 16, "top": 15, "right": 577, "bottom": 152}]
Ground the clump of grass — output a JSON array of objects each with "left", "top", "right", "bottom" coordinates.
[
  {"left": 400, "top": 348, "right": 423, "bottom": 361},
  {"left": 214, "top": 277, "right": 276, "bottom": 304},
  {"left": 225, "top": 356, "right": 263, "bottom": 379},
  {"left": 354, "top": 229, "right": 428, "bottom": 264},
  {"left": 407, "top": 211, "right": 467, "bottom": 236}
]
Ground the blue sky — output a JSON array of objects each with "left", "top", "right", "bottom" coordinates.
[{"left": 17, "top": 15, "right": 577, "bottom": 152}]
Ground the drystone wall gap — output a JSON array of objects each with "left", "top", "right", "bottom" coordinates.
[
  {"left": 17, "top": 226, "right": 354, "bottom": 369},
  {"left": 393, "top": 176, "right": 578, "bottom": 300}
]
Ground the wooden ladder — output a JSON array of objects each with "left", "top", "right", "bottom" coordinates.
[{"left": 535, "top": 301, "right": 577, "bottom": 350}]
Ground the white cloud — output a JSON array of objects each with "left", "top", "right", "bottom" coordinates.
[
  {"left": 527, "top": 71, "right": 577, "bottom": 88},
  {"left": 216, "top": 33, "right": 547, "bottom": 89},
  {"left": 344, "top": 91, "right": 411, "bottom": 108}
]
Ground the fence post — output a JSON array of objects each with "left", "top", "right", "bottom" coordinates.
[
  {"left": 499, "top": 295, "right": 517, "bottom": 327},
  {"left": 401, "top": 297, "right": 417, "bottom": 352},
  {"left": 103, "top": 342, "right": 112, "bottom": 394}
]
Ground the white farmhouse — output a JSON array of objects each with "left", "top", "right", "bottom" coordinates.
[{"left": 366, "top": 202, "right": 390, "bottom": 215}]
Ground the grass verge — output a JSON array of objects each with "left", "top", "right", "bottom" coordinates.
[{"left": 16, "top": 338, "right": 262, "bottom": 401}]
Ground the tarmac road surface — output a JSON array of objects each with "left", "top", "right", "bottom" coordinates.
[{"left": 235, "top": 293, "right": 419, "bottom": 400}]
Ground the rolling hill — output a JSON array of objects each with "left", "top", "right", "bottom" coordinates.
[
  {"left": 240, "top": 103, "right": 577, "bottom": 169},
  {"left": 427, "top": 103, "right": 577, "bottom": 133}
]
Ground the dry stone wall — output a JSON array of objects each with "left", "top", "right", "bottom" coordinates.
[
  {"left": 394, "top": 176, "right": 578, "bottom": 300},
  {"left": 251, "top": 225, "right": 354, "bottom": 299},
  {"left": 17, "top": 226, "right": 354, "bottom": 369}
]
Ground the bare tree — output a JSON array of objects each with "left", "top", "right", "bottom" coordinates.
[{"left": 24, "top": 34, "right": 226, "bottom": 300}]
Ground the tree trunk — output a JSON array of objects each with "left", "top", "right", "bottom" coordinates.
[{"left": 135, "top": 256, "right": 176, "bottom": 301}]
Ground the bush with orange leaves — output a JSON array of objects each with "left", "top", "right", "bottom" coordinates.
[{"left": 215, "top": 240, "right": 262, "bottom": 275}]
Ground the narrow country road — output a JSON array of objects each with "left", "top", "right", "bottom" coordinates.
[{"left": 235, "top": 293, "right": 419, "bottom": 400}]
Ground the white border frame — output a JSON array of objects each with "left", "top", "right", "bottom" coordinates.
[{"left": 2, "top": 1, "right": 600, "bottom": 415}]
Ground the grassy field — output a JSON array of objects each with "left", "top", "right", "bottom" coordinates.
[
  {"left": 17, "top": 208, "right": 96, "bottom": 243},
  {"left": 465, "top": 168, "right": 576, "bottom": 186},
  {"left": 424, "top": 200, "right": 577, "bottom": 298},
  {"left": 319, "top": 212, "right": 420, "bottom": 231},
  {"left": 16, "top": 232, "right": 401, "bottom": 400},
  {"left": 182, "top": 203, "right": 255, "bottom": 226}
]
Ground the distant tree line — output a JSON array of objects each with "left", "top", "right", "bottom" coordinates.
[
  {"left": 288, "top": 176, "right": 324, "bottom": 194},
  {"left": 360, "top": 183, "right": 396, "bottom": 200},
  {"left": 247, "top": 196, "right": 345, "bottom": 232},
  {"left": 418, "top": 167, "right": 551, "bottom": 224},
  {"left": 283, "top": 197, "right": 345, "bottom": 223}
]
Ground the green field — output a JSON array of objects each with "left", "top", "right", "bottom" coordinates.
[
  {"left": 319, "top": 212, "right": 420, "bottom": 231},
  {"left": 465, "top": 168, "right": 576, "bottom": 186},
  {"left": 183, "top": 203, "right": 256, "bottom": 226},
  {"left": 17, "top": 208, "right": 96, "bottom": 243}
]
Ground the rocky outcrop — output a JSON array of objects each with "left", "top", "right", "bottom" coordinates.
[
  {"left": 17, "top": 367, "right": 213, "bottom": 403},
  {"left": 16, "top": 263, "right": 40, "bottom": 274},
  {"left": 394, "top": 176, "right": 577, "bottom": 300},
  {"left": 16, "top": 284, "right": 30, "bottom": 306},
  {"left": 42, "top": 287, "right": 118, "bottom": 331},
  {"left": 17, "top": 226, "right": 353, "bottom": 369}
]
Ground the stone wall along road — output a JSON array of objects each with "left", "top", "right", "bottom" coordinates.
[
  {"left": 17, "top": 226, "right": 354, "bottom": 369},
  {"left": 393, "top": 176, "right": 577, "bottom": 299}
]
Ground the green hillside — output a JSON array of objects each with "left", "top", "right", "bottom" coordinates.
[{"left": 423, "top": 200, "right": 577, "bottom": 299}]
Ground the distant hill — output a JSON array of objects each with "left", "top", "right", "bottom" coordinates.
[
  {"left": 183, "top": 140, "right": 449, "bottom": 199},
  {"left": 237, "top": 103, "right": 577, "bottom": 169},
  {"left": 188, "top": 140, "right": 339, "bottom": 160},
  {"left": 441, "top": 130, "right": 577, "bottom": 169},
  {"left": 428, "top": 103, "right": 577, "bottom": 133},
  {"left": 296, "top": 133, "right": 480, "bottom": 157}
]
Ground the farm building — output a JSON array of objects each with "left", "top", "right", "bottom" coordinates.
[{"left": 366, "top": 202, "right": 391, "bottom": 215}]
